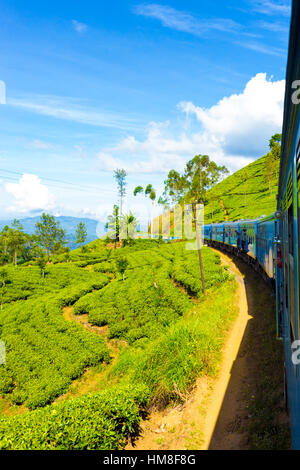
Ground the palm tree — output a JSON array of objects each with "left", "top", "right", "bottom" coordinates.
[
  {"left": 121, "top": 211, "right": 138, "bottom": 246},
  {"left": 133, "top": 184, "right": 156, "bottom": 238}
]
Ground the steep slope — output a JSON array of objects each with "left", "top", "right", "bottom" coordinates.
[
  {"left": 204, "top": 154, "right": 279, "bottom": 223},
  {"left": 154, "top": 154, "right": 279, "bottom": 235}
]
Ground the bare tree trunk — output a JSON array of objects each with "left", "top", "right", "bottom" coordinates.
[{"left": 151, "top": 201, "right": 154, "bottom": 238}]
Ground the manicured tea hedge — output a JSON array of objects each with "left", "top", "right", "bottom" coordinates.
[
  {"left": 0, "top": 296, "right": 110, "bottom": 409},
  {"left": 0, "top": 385, "right": 150, "bottom": 450}
]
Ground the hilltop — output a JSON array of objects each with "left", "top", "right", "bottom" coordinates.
[
  {"left": 155, "top": 153, "right": 279, "bottom": 235},
  {"left": 204, "top": 154, "right": 279, "bottom": 223}
]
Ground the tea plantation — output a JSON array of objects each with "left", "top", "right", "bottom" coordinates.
[{"left": 0, "top": 239, "right": 237, "bottom": 449}]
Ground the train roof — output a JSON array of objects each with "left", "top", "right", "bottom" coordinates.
[
  {"left": 204, "top": 214, "right": 277, "bottom": 227},
  {"left": 256, "top": 213, "right": 277, "bottom": 224},
  {"left": 278, "top": 0, "right": 300, "bottom": 202}
]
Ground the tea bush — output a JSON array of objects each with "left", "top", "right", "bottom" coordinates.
[
  {"left": 0, "top": 384, "right": 150, "bottom": 450},
  {"left": 0, "top": 296, "right": 110, "bottom": 408}
]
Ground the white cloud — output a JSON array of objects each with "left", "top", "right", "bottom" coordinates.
[
  {"left": 98, "top": 73, "right": 285, "bottom": 175},
  {"left": 30, "top": 139, "right": 52, "bottom": 150},
  {"left": 5, "top": 174, "right": 55, "bottom": 213},
  {"left": 134, "top": 4, "right": 241, "bottom": 36},
  {"left": 257, "top": 20, "right": 289, "bottom": 33},
  {"left": 8, "top": 95, "right": 141, "bottom": 131},
  {"left": 72, "top": 20, "right": 88, "bottom": 33},
  {"left": 234, "top": 41, "right": 285, "bottom": 56},
  {"left": 179, "top": 73, "right": 284, "bottom": 157},
  {"left": 135, "top": 4, "right": 288, "bottom": 56},
  {"left": 251, "top": 0, "right": 291, "bottom": 16},
  {"left": 0, "top": 80, "right": 6, "bottom": 105}
]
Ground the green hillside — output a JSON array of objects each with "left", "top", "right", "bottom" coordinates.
[
  {"left": 0, "top": 239, "right": 237, "bottom": 449},
  {"left": 204, "top": 154, "right": 280, "bottom": 223}
]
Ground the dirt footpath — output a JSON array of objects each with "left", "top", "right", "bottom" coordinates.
[{"left": 128, "top": 249, "right": 290, "bottom": 450}]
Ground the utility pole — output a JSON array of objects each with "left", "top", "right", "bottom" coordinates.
[{"left": 192, "top": 202, "right": 206, "bottom": 296}]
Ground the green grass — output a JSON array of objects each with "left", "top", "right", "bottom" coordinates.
[
  {"left": 0, "top": 239, "right": 237, "bottom": 449},
  {"left": 108, "top": 279, "right": 237, "bottom": 405}
]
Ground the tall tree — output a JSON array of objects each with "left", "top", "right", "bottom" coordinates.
[
  {"left": 269, "top": 133, "right": 281, "bottom": 158},
  {"left": 0, "top": 268, "right": 8, "bottom": 310},
  {"left": 162, "top": 170, "right": 187, "bottom": 205},
  {"left": 114, "top": 169, "right": 127, "bottom": 218},
  {"left": 121, "top": 211, "right": 138, "bottom": 246},
  {"left": 37, "top": 254, "right": 47, "bottom": 278},
  {"left": 106, "top": 205, "right": 120, "bottom": 248},
  {"left": 115, "top": 255, "right": 129, "bottom": 281},
  {"left": 75, "top": 222, "right": 87, "bottom": 250},
  {"left": 264, "top": 134, "right": 282, "bottom": 195},
  {"left": 0, "top": 226, "right": 9, "bottom": 256},
  {"left": 133, "top": 184, "right": 157, "bottom": 238},
  {"left": 163, "top": 155, "right": 229, "bottom": 205},
  {"left": 8, "top": 220, "right": 26, "bottom": 266},
  {"left": 183, "top": 155, "right": 229, "bottom": 204},
  {"left": 35, "top": 213, "right": 66, "bottom": 260}
]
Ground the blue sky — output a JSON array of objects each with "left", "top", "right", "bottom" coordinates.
[{"left": 0, "top": 0, "right": 291, "bottom": 225}]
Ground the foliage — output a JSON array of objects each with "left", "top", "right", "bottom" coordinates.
[
  {"left": 0, "top": 236, "right": 236, "bottom": 449},
  {"left": 115, "top": 256, "right": 129, "bottom": 280},
  {"left": 106, "top": 205, "right": 120, "bottom": 244},
  {"left": 110, "top": 279, "right": 237, "bottom": 404},
  {"left": 114, "top": 169, "right": 127, "bottom": 218},
  {"left": 0, "top": 294, "right": 110, "bottom": 409},
  {"left": 37, "top": 255, "right": 47, "bottom": 278},
  {"left": 0, "top": 385, "right": 150, "bottom": 450},
  {"left": 121, "top": 212, "right": 138, "bottom": 247},
  {"left": 203, "top": 154, "right": 280, "bottom": 223},
  {"left": 76, "top": 222, "right": 87, "bottom": 249},
  {"left": 73, "top": 244, "right": 230, "bottom": 347},
  {"left": 162, "top": 155, "right": 229, "bottom": 205},
  {"left": 35, "top": 213, "right": 66, "bottom": 259}
]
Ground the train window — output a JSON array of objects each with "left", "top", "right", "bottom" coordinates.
[
  {"left": 285, "top": 261, "right": 288, "bottom": 309},
  {"left": 288, "top": 202, "right": 294, "bottom": 255}
]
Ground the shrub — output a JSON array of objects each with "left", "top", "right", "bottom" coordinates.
[{"left": 0, "top": 385, "right": 150, "bottom": 450}]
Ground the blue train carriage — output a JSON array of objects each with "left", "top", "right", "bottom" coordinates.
[
  {"left": 239, "top": 220, "right": 257, "bottom": 261},
  {"left": 211, "top": 223, "right": 225, "bottom": 245},
  {"left": 256, "top": 214, "right": 277, "bottom": 281},
  {"left": 224, "top": 222, "right": 240, "bottom": 250},
  {"left": 203, "top": 224, "right": 212, "bottom": 243},
  {"left": 277, "top": 0, "right": 300, "bottom": 449}
]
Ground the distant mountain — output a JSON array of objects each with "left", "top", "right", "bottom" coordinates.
[{"left": 0, "top": 216, "right": 104, "bottom": 250}]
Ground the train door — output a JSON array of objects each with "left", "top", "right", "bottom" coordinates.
[
  {"left": 297, "top": 144, "right": 300, "bottom": 340},
  {"left": 287, "top": 172, "right": 296, "bottom": 345},
  {"left": 275, "top": 219, "right": 283, "bottom": 339}
]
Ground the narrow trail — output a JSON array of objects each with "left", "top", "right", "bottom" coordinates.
[
  {"left": 62, "top": 306, "right": 126, "bottom": 361},
  {"left": 58, "top": 306, "right": 126, "bottom": 403},
  {"left": 219, "top": 199, "right": 229, "bottom": 221},
  {"left": 128, "top": 249, "right": 288, "bottom": 450}
]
